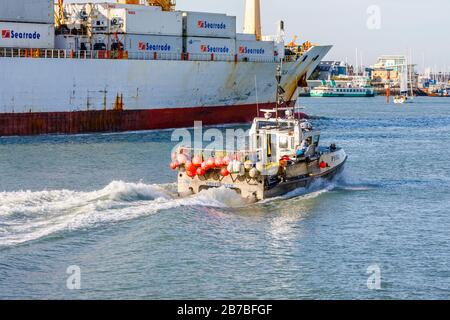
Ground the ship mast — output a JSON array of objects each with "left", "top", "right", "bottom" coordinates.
[{"left": 275, "top": 63, "right": 287, "bottom": 120}]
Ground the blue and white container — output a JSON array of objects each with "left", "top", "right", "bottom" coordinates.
[
  {"left": 236, "top": 40, "right": 275, "bottom": 60},
  {"left": 0, "top": 22, "right": 54, "bottom": 48},
  {"left": 185, "top": 37, "right": 236, "bottom": 55},
  {"left": 121, "top": 34, "right": 183, "bottom": 54},
  {"left": 183, "top": 12, "right": 236, "bottom": 39}
]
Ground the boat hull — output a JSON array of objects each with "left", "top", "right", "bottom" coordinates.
[
  {"left": 263, "top": 156, "right": 347, "bottom": 199},
  {"left": 178, "top": 150, "right": 347, "bottom": 202},
  {"left": 0, "top": 102, "right": 308, "bottom": 136}
]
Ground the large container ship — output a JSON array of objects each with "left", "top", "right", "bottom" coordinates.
[{"left": 0, "top": 0, "right": 331, "bottom": 136}]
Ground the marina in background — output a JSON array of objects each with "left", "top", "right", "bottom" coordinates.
[{"left": 305, "top": 54, "right": 450, "bottom": 98}]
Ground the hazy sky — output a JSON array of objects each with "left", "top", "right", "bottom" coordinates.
[{"left": 70, "top": 0, "right": 450, "bottom": 71}]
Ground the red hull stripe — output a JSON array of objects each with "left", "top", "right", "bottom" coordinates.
[{"left": 0, "top": 102, "right": 305, "bottom": 136}]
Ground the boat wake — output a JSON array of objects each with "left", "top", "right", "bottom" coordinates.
[
  {"left": 0, "top": 181, "right": 249, "bottom": 247},
  {"left": 0, "top": 173, "right": 374, "bottom": 247}
]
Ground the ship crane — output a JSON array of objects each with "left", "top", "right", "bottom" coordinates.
[
  {"left": 55, "top": 0, "right": 65, "bottom": 28},
  {"left": 288, "top": 35, "right": 298, "bottom": 47},
  {"left": 146, "top": 0, "right": 177, "bottom": 11}
]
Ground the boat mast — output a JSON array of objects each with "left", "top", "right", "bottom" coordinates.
[{"left": 275, "top": 64, "right": 282, "bottom": 120}]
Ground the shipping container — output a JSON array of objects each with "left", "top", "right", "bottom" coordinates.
[
  {"left": 0, "top": 22, "right": 54, "bottom": 49},
  {"left": 183, "top": 12, "right": 236, "bottom": 39},
  {"left": 236, "top": 40, "right": 275, "bottom": 60},
  {"left": 236, "top": 33, "right": 257, "bottom": 41},
  {"left": 88, "top": 33, "right": 183, "bottom": 54},
  {"left": 116, "top": 34, "right": 183, "bottom": 53},
  {"left": 55, "top": 35, "right": 91, "bottom": 51},
  {"left": 0, "top": 0, "right": 53, "bottom": 24},
  {"left": 185, "top": 37, "right": 236, "bottom": 56},
  {"left": 63, "top": 3, "right": 182, "bottom": 36},
  {"left": 63, "top": 3, "right": 107, "bottom": 32},
  {"left": 109, "top": 8, "right": 183, "bottom": 36}
]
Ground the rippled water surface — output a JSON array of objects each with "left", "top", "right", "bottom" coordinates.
[{"left": 1, "top": 97, "right": 449, "bottom": 299}]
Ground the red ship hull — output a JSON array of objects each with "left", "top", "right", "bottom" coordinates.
[{"left": 0, "top": 102, "right": 305, "bottom": 137}]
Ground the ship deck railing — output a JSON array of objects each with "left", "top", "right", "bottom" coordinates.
[{"left": 0, "top": 47, "right": 295, "bottom": 63}]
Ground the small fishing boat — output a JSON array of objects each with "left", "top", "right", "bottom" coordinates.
[{"left": 169, "top": 66, "right": 347, "bottom": 202}]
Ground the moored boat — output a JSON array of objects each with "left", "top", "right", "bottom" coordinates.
[{"left": 310, "top": 78, "right": 375, "bottom": 98}]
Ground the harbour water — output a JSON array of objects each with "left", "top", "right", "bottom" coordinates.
[{"left": 0, "top": 97, "right": 449, "bottom": 299}]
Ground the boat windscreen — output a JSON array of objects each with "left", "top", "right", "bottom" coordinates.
[{"left": 257, "top": 121, "right": 295, "bottom": 130}]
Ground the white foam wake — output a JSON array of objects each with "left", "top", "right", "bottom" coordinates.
[{"left": 0, "top": 181, "right": 244, "bottom": 247}]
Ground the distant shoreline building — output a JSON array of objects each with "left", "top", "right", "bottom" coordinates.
[
  {"left": 371, "top": 55, "right": 417, "bottom": 86},
  {"left": 370, "top": 55, "right": 418, "bottom": 94}
]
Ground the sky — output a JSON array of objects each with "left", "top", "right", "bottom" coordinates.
[{"left": 70, "top": 0, "right": 450, "bottom": 72}]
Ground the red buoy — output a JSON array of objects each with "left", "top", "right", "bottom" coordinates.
[
  {"left": 223, "top": 156, "right": 231, "bottom": 166},
  {"left": 192, "top": 155, "right": 203, "bottom": 167},
  {"left": 320, "top": 161, "right": 327, "bottom": 169},
  {"left": 201, "top": 162, "right": 210, "bottom": 171},
  {"left": 207, "top": 158, "right": 216, "bottom": 169},
  {"left": 185, "top": 161, "right": 196, "bottom": 172},
  {"left": 220, "top": 168, "right": 230, "bottom": 177},
  {"left": 196, "top": 168, "right": 206, "bottom": 176},
  {"left": 215, "top": 157, "right": 224, "bottom": 168},
  {"left": 186, "top": 170, "right": 196, "bottom": 178}
]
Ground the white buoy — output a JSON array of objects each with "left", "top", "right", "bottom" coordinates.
[
  {"left": 227, "top": 161, "right": 234, "bottom": 173},
  {"left": 233, "top": 161, "right": 242, "bottom": 173}
]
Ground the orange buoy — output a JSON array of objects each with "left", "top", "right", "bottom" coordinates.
[
  {"left": 170, "top": 161, "right": 179, "bottom": 170},
  {"left": 220, "top": 168, "right": 230, "bottom": 177},
  {"left": 196, "top": 168, "right": 206, "bottom": 176}
]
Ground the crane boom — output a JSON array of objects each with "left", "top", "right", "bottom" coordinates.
[
  {"left": 55, "top": 0, "right": 65, "bottom": 27},
  {"left": 146, "top": 0, "right": 177, "bottom": 11}
]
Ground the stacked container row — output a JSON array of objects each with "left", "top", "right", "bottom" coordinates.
[
  {"left": 0, "top": 0, "right": 55, "bottom": 49},
  {"left": 62, "top": 3, "right": 183, "bottom": 54}
]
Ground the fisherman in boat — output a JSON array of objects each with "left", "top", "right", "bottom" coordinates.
[{"left": 296, "top": 138, "right": 311, "bottom": 158}]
